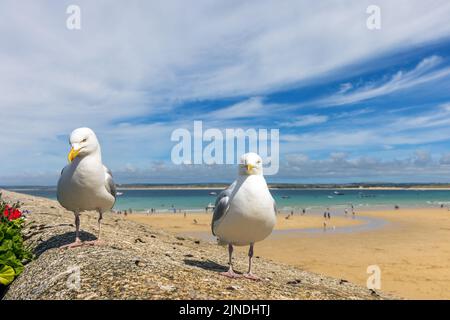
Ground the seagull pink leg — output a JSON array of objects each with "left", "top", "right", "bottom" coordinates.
[
  {"left": 60, "top": 212, "right": 84, "bottom": 249},
  {"left": 84, "top": 210, "right": 104, "bottom": 246},
  {"left": 220, "top": 244, "right": 242, "bottom": 279},
  {"left": 244, "top": 243, "right": 261, "bottom": 281}
]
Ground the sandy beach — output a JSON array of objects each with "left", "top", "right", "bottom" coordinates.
[
  {"left": 126, "top": 208, "right": 450, "bottom": 299},
  {"left": 126, "top": 213, "right": 363, "bottom": 233}
]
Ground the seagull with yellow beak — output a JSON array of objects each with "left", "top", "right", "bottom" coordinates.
[
  {"left": 57, "top": 128, "right": 116, "bottom": 248},
  {"left": 211, "top": 153, "right": 277, "bottom": 280}
]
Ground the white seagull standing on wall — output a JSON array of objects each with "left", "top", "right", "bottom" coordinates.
[
  {"left": 211, "top": 153, "right": 277, "bottom": 280},
  {"left": 57, "top": 128, "right": 116, "bottom": 248}
]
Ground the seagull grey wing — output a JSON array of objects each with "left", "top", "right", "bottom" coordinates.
[
  {"left": 211, "top": 191, "right": 230, "bottom": 236},
  {"left": 57, "top": 165, "right": 69, "bottom": 204},
  {"left": 211, "top": 182, "right": 236, "bottom": 236},
  {"left": 60, "top": 164, "right": 70, "bottom": 176},
  {"left": 104, "top": 166, "right": 117, "bottom": 199}
]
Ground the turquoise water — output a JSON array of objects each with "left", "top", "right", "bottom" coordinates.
[{"left": 8, "top": 188, "right": 450, "bottom": 213}]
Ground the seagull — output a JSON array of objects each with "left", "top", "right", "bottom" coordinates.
[
  {"left": 211, "top": 153, "right": 276, "bottom": 280},
  {"left": 57, "top": 128, "right": 116, "bottom": 248}
]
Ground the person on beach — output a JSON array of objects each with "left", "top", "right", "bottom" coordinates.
[
  {"left": 184, "top": 211, "right": 187, "bottom": 218},
  {"left": 302, "top": 208, "right": 306, "bottom": 215},
  {"left": 344, "top": 209, "right": 348, "bottom": 217},
  {"left": 323, "top": 211, "right": 327, "bottom": 219},
  {"left": 327, "top": 212, "right": 331, "bottom": 220}
]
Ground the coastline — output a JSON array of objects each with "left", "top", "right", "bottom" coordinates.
[
  {"left": 5, "top": 185, "right": 450, "bottom": 191},
  {"left": 119, "top": 186, "right": 450, "bottom": 191}
]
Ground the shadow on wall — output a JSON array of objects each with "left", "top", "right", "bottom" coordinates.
[
  {"left": 33, "top": 231, "right": 97, "bottom": 257},
  {"left": 184, "top": 259, "right": 228, "bottom": 273}
]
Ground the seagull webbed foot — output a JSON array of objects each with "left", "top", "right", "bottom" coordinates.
[
  {"left": 220, "top": 269, "right": 242, "bottom": 279},
  {"left": 243, "top": 273, "right": 261, "bottom": 281},
  {"left": 83, "top": 239, "right": 105, "bottom": 246},
  {"left": 59, "top": 238, "right": 84, "bottom": 249}
]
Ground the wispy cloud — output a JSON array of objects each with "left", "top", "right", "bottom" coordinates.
[
  {"left": 314, "top": 56, "right": 450, "bottom": 107},
  {"left": 278, "top": 114, "right": 329, "bottom": 127},
  {"left": 281, "top": 117, "right": 450, "bottom": 152},
  {"left": 391, "top": 103, "right": 450, "bottom": 129},
  {"left": 204, "top": 97, "right": 268, "bottom": 120}
]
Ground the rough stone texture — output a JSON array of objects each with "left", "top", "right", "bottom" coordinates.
[{"left": 1, "top": 189, "right": 395, "bottom": 300}]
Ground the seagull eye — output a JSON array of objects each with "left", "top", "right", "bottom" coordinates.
[{"left": 81, "top": 138, "right": 87, "bottom": 143}]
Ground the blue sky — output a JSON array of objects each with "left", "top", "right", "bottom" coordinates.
[{"left": 2, "top": 0, "right": 450, "bottom": 185}]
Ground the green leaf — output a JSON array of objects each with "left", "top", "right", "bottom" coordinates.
[
  {"left": 5, "top": 226, "right": 16, "bottom": 238},
  {"left": 0, "top": 239, "right": 12, "bottom": 252},
  {"left": 13, "top": 264, "right": 24, "bottom": 276},
  {"left": 0, "top": 264, "right": 15, "bottom": 286}
]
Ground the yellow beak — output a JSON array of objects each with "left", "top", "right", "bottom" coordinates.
[
  {"left": 68, "top": 147, "right": 80, "bottom": 163},
  {"left": 246, "top": 164, "right": 255, "bottom": 172}
]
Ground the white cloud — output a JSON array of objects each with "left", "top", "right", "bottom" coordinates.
[
  {"left": 339, "top": 83, "right": 353, "bottom": 94},
  {"left": 391, "top": 103, "right": 450, "bottom": 129},
  {"left": 439, "top": 152, "right": 450, "bottom": 165},
  {"left": 281, "top": 126, "right": 450, "bottom": 152},
  {"left": 281, "top": 151, "right": 448, "bottom": 182},
  {"left": 279, "top": 114, "right": 329, "bottom": 127},
  {"left": 313, "top": 56, "right": 450, "bottom": 107},
  {"left": 204, "top": 97, "right": 266, "bottom": 120}
]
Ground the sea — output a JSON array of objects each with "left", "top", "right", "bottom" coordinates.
[{"left": 5, "top": 187, "right": 450, "bottom": 214}]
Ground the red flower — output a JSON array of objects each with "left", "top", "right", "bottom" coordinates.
[{"left": 3, "top": 205, "right": 22, "bottom": 221}]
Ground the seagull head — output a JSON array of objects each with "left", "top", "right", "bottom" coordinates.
[
  {"left": 239, "top": 152, "right": 263, "bottom": 176},
  {"left": 67, "top": 127, "right": 100, "bottom": 163}
]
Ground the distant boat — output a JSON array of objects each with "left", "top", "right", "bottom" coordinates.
[
  {"left": 209, "top": 192, "right": 217, "bottom": 196},
  {"left": 117, "top": 192, "right": 124, "bottom": 196},
  {"left": 333, "top": 191, "right": 344, "bottom": 195}
]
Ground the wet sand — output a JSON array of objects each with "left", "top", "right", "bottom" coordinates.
[{"left": 126, "top": 208, "right": 450, "bottom": 299}]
